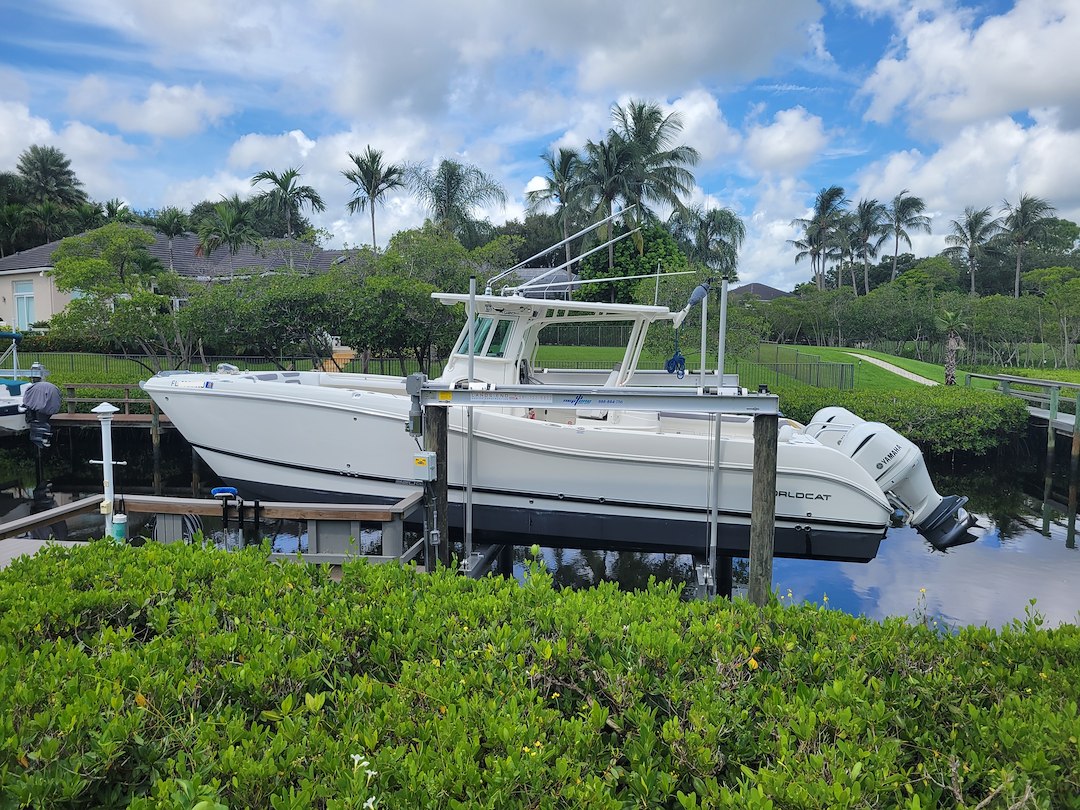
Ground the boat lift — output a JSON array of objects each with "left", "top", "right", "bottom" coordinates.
[{"left": 406, "top": 375, "right": 782, "bottom": 602}]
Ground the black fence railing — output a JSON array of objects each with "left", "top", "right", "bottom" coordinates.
[{"left": 12, "top": 348, "right": 853, "bottom": 390}]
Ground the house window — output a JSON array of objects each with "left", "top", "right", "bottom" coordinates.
[{"left": 13, "top": 281, "right": 34, "bottom": 330}]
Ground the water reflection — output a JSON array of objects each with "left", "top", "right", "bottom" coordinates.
[
  {"left": 1, "top": 427, "right": 1077, "bottom": 629},
  {"left": 526, "top": 451, "right": 1080, "bottom": 629}
]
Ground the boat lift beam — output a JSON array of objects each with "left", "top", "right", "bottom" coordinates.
[{"left": 407, "top": 374, "right": 780, "bottom": 602}]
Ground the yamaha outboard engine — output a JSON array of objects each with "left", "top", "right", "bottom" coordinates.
[{"left": 811, "top": 408, "right": 978, "bottom": 549}]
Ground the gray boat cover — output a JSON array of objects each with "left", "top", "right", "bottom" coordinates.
[{"left": 23, "top": 381, "right": 62, "bottom": 416}]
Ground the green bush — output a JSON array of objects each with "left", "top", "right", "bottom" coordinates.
[
  {"left": 774, "top": 385, "right": 1030, "bottom": 456},
  {"left": 2, "top": 542, "right": 1078, "bottom": 808}
]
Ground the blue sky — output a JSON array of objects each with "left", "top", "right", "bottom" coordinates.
[{"left": 1, "top": 0, "right": 1077, "bottom": 289}]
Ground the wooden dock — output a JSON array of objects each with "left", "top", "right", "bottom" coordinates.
[
  {"left": 966, "top": 372, "right": 1080, "bottom": 437},
  {"left": 40, "top": 383, "right": 170, "bottom": 428},
  {"left": 0, "top": 491, "right": 427, "bottom": 568}
]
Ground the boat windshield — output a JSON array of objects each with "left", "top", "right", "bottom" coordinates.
[{"left": 455, "top": 317, "right": 514, "bottom": 357}]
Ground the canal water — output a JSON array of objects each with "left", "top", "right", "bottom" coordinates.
[{"left": 2, "top": 426, "right": 1076, "bottom": 630}]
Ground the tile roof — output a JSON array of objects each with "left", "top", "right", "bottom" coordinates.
[
  {"left": 729, "top": 282, "right": 792, "bottom": 300},
  {"left": 0, "top": 227, "right": 350, "bottom": 278}
]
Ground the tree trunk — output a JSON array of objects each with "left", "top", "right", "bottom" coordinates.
[
  {"left": 863, "top": 256, "right": 870, "bottom": 296},
  {"left": 891, "top": 234, "right": 899, "bottom": 281},
  {"left": 1014, "top": 246, "right": 1022, "bottom": 298},
  {"left": 371, "top": 207, "right": 377, "bottom": 250}
]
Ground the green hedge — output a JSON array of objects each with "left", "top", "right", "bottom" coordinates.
[
  {"left": 774, "top": 385, "right": 1030, "bottom": 456},
  {"left": 2, "top": 542, "right": 1078, "bottom": 808}
]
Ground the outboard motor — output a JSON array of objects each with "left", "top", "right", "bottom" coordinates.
[
  {"left": 803, "top": 407, "right": 865, "bottom": 449},
  {"left": 837, "top": 420, "right": 978, "bottom": 549}
]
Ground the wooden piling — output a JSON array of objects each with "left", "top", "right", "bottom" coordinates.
[
  {"left": 748, "top": 413, "right": 778, "bottom": 607},
  {"left": 423, "top": 405, "right": 449, "bottom": 568},
  {"left": 151, "top": 404, "right": 162, "bottom": 496},
  {"left": 190, "top": 448, "right": 201, "bottom": 497},
  {"left": 1047, "top": 386, "right": 1060, "bottom": 460}
]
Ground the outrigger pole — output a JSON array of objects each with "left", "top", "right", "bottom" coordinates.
[{"left": 485, "top": 206, "right": 636, "bottom": 294}]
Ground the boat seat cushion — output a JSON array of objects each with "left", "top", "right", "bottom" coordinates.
[{"left": 0, "top": 378, "right": 25, "bottom": 396}]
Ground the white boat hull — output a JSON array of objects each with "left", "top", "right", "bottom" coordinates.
[{"left": 146, "top": 371, "right": 894, "bottom": 561}]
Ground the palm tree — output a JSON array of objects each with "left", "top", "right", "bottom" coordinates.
[
  {"left": 885, "top": 189, "right": 931, "bottom": 281},
  {"left": 407, "top": 158, "right": 507, "bottom": 242},
  {"left": 668, "top": 205, "right": 745, "bottom": 279},
  {"left": 1002, "top": 193, "right": 1056, "bottom": 298},
  {"left": 196, "top": 195, "right": 259, "bottom": 265},
  {"left": 104, "top": 198, "right": 134, "bottom": 222},
  {"left": 936, "top": 309, "right": 968, "bottom": 385},
  {"left": 526, "top": 148, "right": 584, "bottom": 269},
  {"left": 851, "top": 198, "right": 888, "bottom": 294},
  {"left": 154, "top": 206, "right": 191, "bottom": 270},
  {"left": 16, "top": 145, "right": 87, "bottom": 207},
  {"left": 791, "top": 185, "right": 847, "bottom": 290},
  {"left": 578, "top": 136, "right": 635, "bottom": 270},
  {"left": 0, "top": 204, "right": 22, "bottom": 257},
  {"left": 21, "top": 200, "right": 72, "bottom": 243},
  {"left": 251, "top": 167, "right": 326, "bottom": 239},
  {"left": 610, "top": 99, "right": 698, "bottom": 219},
  {"left": 73, "top": 201, "right": 105, "bottom": 233},
  {"left": 944, "top": 206, "right": 1002, "bottom": 295},
  {"left": 342, "top": 146, "right": 406, "bottom": 249}
]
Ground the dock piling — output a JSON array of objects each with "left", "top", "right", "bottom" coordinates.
[
  {"left": 423, "top": 404, "right": 449, "bottom": 568},
  {"left": 748, "top": 413, "right": 779, "bottom": 607}
]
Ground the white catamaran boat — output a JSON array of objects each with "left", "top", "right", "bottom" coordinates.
[{"left": 143, "top": 228, "right": 977, "bottom": 563}]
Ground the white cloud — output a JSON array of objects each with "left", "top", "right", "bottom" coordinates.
[
  {"left": 854, "top": 115, "right": 1080, "bottom": 256},
  {"left": 0, "top": 101, "right": 55, "bottom": 166},
  {"left": 743, "top": 106, "right": 828, "bottom": 175},
  {"left": 670, "top": 90, "right": 741, "bottom": 166},
  {"left": 861, "top": 0, "right": 1080, "bottom": 133},
  {"left": 68, "top": 77, "right": 232, "bottom": 137}
]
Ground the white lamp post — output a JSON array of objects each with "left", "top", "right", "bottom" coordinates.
[{"left": 92, "top": 402, "right": 120, "bottom": 539}]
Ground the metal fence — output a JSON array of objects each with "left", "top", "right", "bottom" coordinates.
[
  {"left": 10, "top": 352, "right": 448, "bottom": 378},
  {"left": 14, "top": 348, "right": 853, "bottom": 390},
  {"left": 538, "top": 324, "right": 635, "bottom": 347}
]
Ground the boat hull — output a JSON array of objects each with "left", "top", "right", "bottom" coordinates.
[{"left": 147, "top": 372, "right": 891, "bottom": 563}]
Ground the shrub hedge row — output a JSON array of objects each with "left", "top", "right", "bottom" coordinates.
[
  {"left": 2, "top": 541, "right": 1078, "bottom": 808},
  {"left": 773, "top": 385, "right": 1030, "bottom": 456}
]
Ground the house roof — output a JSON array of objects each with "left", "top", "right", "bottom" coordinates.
[
  {"left": 729, "top": 282, "right": 791, "bottom": 301},
  {"left": 0, "top": 227, "right": 350, "bottom": 278}
]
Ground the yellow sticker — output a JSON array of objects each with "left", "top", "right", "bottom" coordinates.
[
  {"left": 415, "top": 457, "right": 429, "bottom": 467},
  {"left": 438, "top": 391, "right": 452, "bottom": 401}
]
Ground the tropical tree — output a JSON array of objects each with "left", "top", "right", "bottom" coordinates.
[
  {"left": 50, "top": 222, "right": 159, "bottom": 294},
  {"left": 16, "top": 144, "right": 87, "bottom": 207},
  {"left": 578, "top": 136, "right": 635, "bottom": 270},
  {"left": 610, "top": 99, "right": 698, "bottom": 219},
  {"left": 20, "top": 200, "right": 71, "bottom": 243},
  {"left": 1002, "top": 193, "right": 1056, "bottom": 298},
  {"left": 885, "top": 189, "right": 931, "bottom": 281},
  {"left": 942, "top": 206, "right": 1002, "bottom": 295},
  {"left": 250, "top": 167, "right": 325, "bottom": 239},
  {"left": 667, "top": 205, "right": 745, "bottom": 279},
  {"left": 850, "top": 199, "right": 888, "bottom": 295},
  {"left": 154, "top": 206, "right": 191, "bottom": 270},
  {"left": 525, "top": 148, "right": 584, "bottom": 269},
  {"left": 0, "top": 205, "right": 21, "bottom": 257},
  {"left": 935, "top": 309, "right": 969, "bottom": 384},
  {"left": 72, "top": 201, "right": 105, "bottom": 233},
  {"left": 196, "top": 195, "right": 259, "bottom": 264},
  {"left": 407, "top": 158, "right": 507, "bottom": 244},
  {"left": 790, "top": 186, "right": 847, "bottom": 290},
  {"left": 342, "top": 146, "right": 406, "bottom": 249},
  {"left": 104, "top": 198, "right": 134, "bottom": 222}
]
